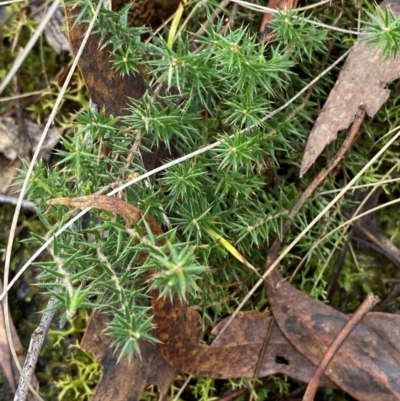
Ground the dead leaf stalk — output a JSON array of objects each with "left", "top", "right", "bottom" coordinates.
[
  {"left": 13, "top": 291, "right": 60, "bottom": 401},
  {"left": 249, "top": 319, "right": 274, "bottom": 401},
  {"left": 220, "top": 3, "right": 238, "bottom": 35},
  {"left": 216, "top": 386, "right": 251, "bottom": 401},
  {"left": 265, "top": 105, "right": 366, "bottom": 274},
  {"left": 302, "top": 293, "right": 380, "bottom": 401}
]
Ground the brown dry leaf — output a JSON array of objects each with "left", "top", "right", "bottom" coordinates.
[
  {"left": 0, "top": 118, "right": 60, "bottom": 162},
  {"left": 30, "top": 1, "right": 70, "bottom": 54},
  {"left": 153, "top": 291, "right": 299, "bottom": 379},
  {"left": 64, "top": 5, "right": 147, "bottom": 118},
  {"left": 0, "top": 117, "right": 60, "bottom": 196},
  {"left": 211, "top": 311, "right": 335, "bottom": 386},
  {"left": 64, "top": 0, "right": 179, "bottom": 114},
  {"left": 81, "top": 311, "right": 177, "bottom": 401},
  {"left": 47, "top": 195, "right": 163, "bottom": 235},
  {"left": 111, "top": 0, "right": 181, "bottom": 28},
  {"left": 300, "top": 0, "right": 400, "bottom": 177},
  {"left": 265, "top": 268, "right": 400, "bottom": 400},
  {"left": 0, "top": 157, "right": 20, "bottom": 197}
]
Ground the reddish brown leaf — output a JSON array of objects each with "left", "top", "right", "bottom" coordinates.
[
  {"left": 265, "top": 268, "right": 400, "bottom": 400},
  {"left": 47, "top": 195, "right": 162, "bottom": 234},
  {"left": 211, "top": 311, "right": 336, "bottom": 386},
  {"left": 81, "top": 311, "right": 177, "bottom": 401},
  {"left": 64, "top": 5, "right": 147, "bottom": 118},
  {"left": 300, "top": 0, "right": 400, "bottom": 177}
]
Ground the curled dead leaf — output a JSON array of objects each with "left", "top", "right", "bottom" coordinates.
[{"left": 300, "top": 0, "right": 400, "bottom": 176}]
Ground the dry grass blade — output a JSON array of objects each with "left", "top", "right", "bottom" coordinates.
[
  {"left": 225, "top": 0, "right": 360, "bottom": 35},
  {"left": 0, "top": 0, "right": 61, "bottom": 95}
]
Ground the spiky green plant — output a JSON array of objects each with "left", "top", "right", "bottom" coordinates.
[{"left": 4, "top": 0, "right": 400, "bottom": 399}]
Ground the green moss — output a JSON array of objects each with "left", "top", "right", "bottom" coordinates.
[{"left": 55, "top": 345, "right": 101, "bottom": 401}]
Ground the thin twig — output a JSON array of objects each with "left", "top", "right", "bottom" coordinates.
[
  {"left": 292, "top": 106, "right": 366, "bottom": 217},
  {"left": 13, "top": 295, "right": 59, "bottom": 401},
  {"left": 274, "top": 385, "right": 307, "bottom": 401},
  {"left": 266, "top": 105, "right": 366, "bottom": 271},
  {"left": 220, "top": 3, "right": 238, "bottom": 35},
  {"left": 0, "top": 90, "right": 44, "bottom": 102},
  {"left": 172, "top": 375, "right": 192, "bottom": 401},
  {"left": 318, "top": 176, "right": 400, "bottom": 195},
  {"left": 326, "top": 238, "right": 350, "bottom": 301},
  {"left": 217, "top": 387, "right": 250, "bottom": 401},
  {"left": 10, "top": 5, "right": 26, "bottom": 53},
  {"left": 0, "top": 195, "right": 37, "bottom": 213},
  {"left": 302, "top": 293, "right": 379, "bottom": 401},
  {"left": 352, "top": 219, "right": 400, "bottom": 266},
  {"left": 120, "top": 129, "right": 142, "bottom": 179},
  {"left": 249, "top": 320, "right": 274, "bottom": 401}
]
